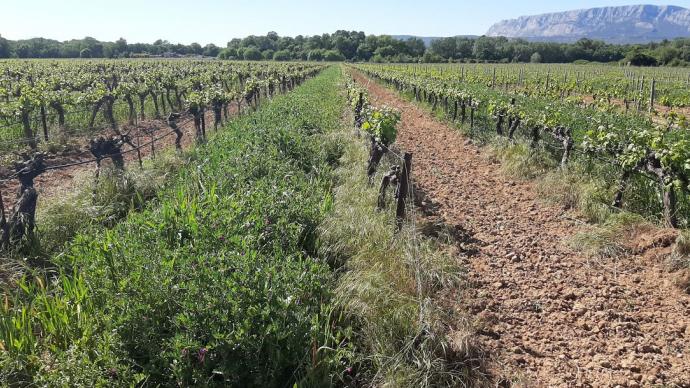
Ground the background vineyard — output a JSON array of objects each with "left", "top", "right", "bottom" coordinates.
[
  {"left": 354, "top": 62, "right": 690, "bottom": 228},
  {"left": 2, "top": 54, "right": 690, "bottom": 386},
  {"left": 0, "top": 60, "right": 323, "bottom": 150}
]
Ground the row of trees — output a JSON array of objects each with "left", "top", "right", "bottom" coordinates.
[
  {"left": 2, "top": 31, "right": 690, "bottom": 66},
  {"left": 426, "top": 36, "right": 690, "bottom": 66},
  {"left": 0, "top": 35, "right": 221, "bottom": 59},
  {"left": 220, "top": 31, "right": 426, "bottom": 62}
]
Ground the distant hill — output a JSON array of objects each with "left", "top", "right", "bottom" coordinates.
[
  {"left": 486, "top": 4, "right": 690, "bottom": 44},
  {"left": 392, "top": 35, "right": 478, "bottom": 47}
]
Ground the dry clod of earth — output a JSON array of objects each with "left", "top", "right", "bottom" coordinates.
[{"left": 352, "top": 71, "right": 690, "bottom": 387}]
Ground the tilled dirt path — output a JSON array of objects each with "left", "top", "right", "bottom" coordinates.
[{"left": 352, "top": 71, "right": 690, "bottom": 387}]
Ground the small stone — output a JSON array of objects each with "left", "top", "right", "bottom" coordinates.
[
  {"left": 638, "top": 344, "right": 660, "bottom": 354},
  {"left": 621, "top": 360, "right": 641, "bottom": 373},
  {"left": 493, "top": 281, "right": 506, "bottom": 289}
]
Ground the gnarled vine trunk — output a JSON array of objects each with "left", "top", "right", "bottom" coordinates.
[
  {"left": 125, "top": 95, "right": 136, "bottom": 125},
  {"left": 366, "top": 137, "right": 387, "bottom": 182},
  {"left": 138, "top": 93, "right": 148, "bottom": 121},
  {"left": 645, "top": 156, "right": 678, "bottom": 228},
  {"left": 88, "top": 99, "right": 105, "bottom": 130},
  {"left": 40, "top": 105, "right": 48, "bottom": 141},
  {"left": 50, "top": 102, "right": 66, "bottom": 136},
  {"left": 4, "top": 154, "right": 46, "bottom": 246},
  {"left": 495, "top": 114, "right": 504, "bottom": 136},
  {"left": 21, "top": 111, "right": 36, "bottom": 149}
]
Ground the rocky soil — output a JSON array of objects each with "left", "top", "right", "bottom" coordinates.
[{"left": 352, "top": 70, "right": 690, "bottom": 387}]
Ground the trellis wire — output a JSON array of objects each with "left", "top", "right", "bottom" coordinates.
[{"left": 0, "top": 115, "right": 195, "bottom": 186}]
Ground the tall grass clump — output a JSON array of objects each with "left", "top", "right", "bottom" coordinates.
[
  {"left": 535, "top": 162, "right": 614, "bottom": 224},
  {"left": 569, "top": 212, "right": 654, "bottom": 259},
  {"left": 669, "top": 230, "right": 690, "bottom": 292},
  {"left": 488, "top": 139, "right": 558, "bottom": 180},
  {"left": 319, "top": 78, "right": 475, "bottom": 386},
  {"left": 36, "top": 150, "right": 186, "bottom": 254}
]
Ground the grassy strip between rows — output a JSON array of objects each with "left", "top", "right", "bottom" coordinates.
[
  {"left": 2, "top": 66, "right": 343, "bottom": 386},
  {"left": 1, "top": 66, "right": 470, "bottom": 387}
]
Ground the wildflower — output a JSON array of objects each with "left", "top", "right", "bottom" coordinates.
[{"left": 198, "top": 348, "right": 208, "bottom": 364}]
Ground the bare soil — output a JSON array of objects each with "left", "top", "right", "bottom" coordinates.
[{"left": 352, "top": 70, "right": 690, "bottom": 387}]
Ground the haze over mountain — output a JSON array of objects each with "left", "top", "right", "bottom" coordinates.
[{"left": 486, "top": 4, "right": 690, "bottom": 44}]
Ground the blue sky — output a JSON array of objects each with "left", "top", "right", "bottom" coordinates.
[{"left": 3, "top": 0, "right": 690, "bottom": 45}]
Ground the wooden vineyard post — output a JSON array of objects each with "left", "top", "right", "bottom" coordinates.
[
  {"left": 395, "top": 153, "right": 412, "bottom": 229},
  {"left": 637, "top": 76, "right": 645, "bottom": 112},
  {"left": 213, "top": 103, "right": 222, "bottom": 131},
  {"left": 354, "top": 92, "right": 364, "bottom": 128},
  {"left": 150, "top": 131, "right": 156, "bottom": 159},
  {"left": 492, "top": 68, "right": 496, "bottom": 88},
  {"left": 0, "top": 187, "right": 7, "bottom": 248},
  {"left": 200, "top": 109, "right": 206, "bottom": 137},
  {"left": 135, "top": 134, "right": 143, "bottom": 169},
  {"left": 40, "top": 105, "right": 49, "bottom": 142},
  {"left": 546, "top": 70, "right": 550, "bottom": 91},
  {"left": 649, "top": 79, "right": 656, "bottom": 114}
]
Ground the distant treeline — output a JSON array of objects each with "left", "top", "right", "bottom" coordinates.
[
  {"left": 1, "top": 31, "right": 690, "bottom": 66},
  {"left": 0, "top": 36, "right": 221, "bottom": 59}
]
